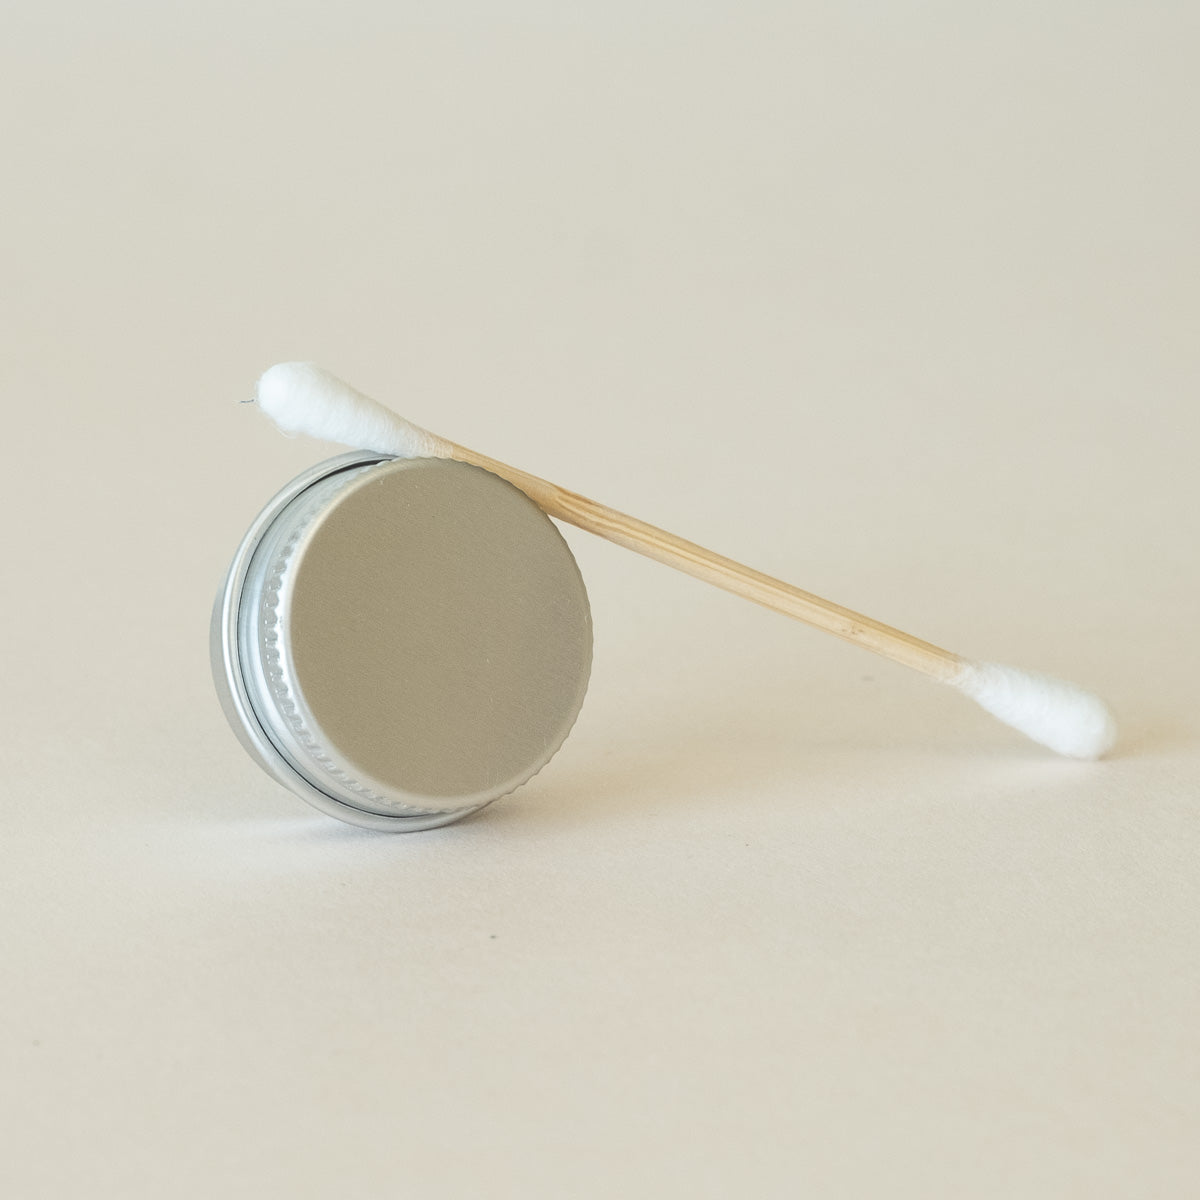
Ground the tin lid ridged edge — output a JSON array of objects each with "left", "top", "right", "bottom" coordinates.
[{"left": 211, "top": 452, "right": 490, "bottom": 831}]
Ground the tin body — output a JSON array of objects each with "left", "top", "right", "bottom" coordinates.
[{"left": 212, "top": 453, "right": 593, "bottom": 831}]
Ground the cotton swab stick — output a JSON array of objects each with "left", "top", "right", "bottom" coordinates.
[{"left": 253, "top": 362, "right": 1118, "bottom": 760}]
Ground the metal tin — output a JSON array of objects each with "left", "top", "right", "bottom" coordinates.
[{"left": 212, "top": 453, "right": 593, "bottom": 831}]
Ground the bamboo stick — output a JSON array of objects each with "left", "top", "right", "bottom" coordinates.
[{"left": 447, "top": 442, "right": 964, "bottom": 682}]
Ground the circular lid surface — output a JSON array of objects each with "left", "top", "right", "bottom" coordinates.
[{"left": 237, "top": 456, "right": 592, "bottom": 823}]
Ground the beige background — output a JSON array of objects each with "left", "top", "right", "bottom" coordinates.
[{"left": 2, "top": 4, "right": 1197, "bottom": 1197}]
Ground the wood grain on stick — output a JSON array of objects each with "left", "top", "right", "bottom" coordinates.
[{"left": 446, "top": 441, "right": 964, "bottom": 682}]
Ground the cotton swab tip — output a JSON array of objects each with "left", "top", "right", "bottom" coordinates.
[
  {"left": 951, "top": 660, "right": 1117, "bottom": 760},
  {"left": 254, "top": 362, "right": 444, "bottom": 459}
]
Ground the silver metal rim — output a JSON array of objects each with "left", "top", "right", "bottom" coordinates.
[{"left": 211, "top": 452, "right": 489, "bottom": 832}]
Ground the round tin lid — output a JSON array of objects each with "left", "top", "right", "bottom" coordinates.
[{"left": 213, "top": 454, "right": 593, "bottom": 830}]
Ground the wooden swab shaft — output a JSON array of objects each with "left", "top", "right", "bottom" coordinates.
[{"left": 446, "top": 441, "right": 965, "bottom": 682}]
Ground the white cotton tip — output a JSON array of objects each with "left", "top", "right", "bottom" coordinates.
[
  {"left": 254, "top": 362, "right": 446, "bottom": 458},
  {"left": 951, "top": 660, "right": 1117, "bottom": 760}
]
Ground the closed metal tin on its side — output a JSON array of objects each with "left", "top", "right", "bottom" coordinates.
[{"left": 212, "top": 452, "right": 593, "bottom": 831}]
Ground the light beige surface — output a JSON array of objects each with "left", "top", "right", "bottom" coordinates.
[{"left": 2, "top": 5, "right": 1197, "bottom": 1197}]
